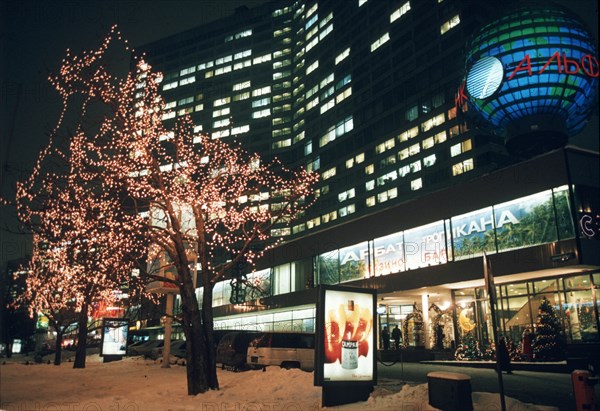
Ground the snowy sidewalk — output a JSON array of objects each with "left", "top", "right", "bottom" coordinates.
[{"left": 1, "top": 354, "right": 558, "bottom": 411}]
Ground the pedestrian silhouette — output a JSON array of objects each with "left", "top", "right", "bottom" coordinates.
[
  {"left": 381, "top": 326, "right": 390, "bottom": 350},
  {"left": 392, "top": 325, "right": 401, "bottom": 349},
  {"left": 496, "top": 335, "right": 512, "bottom": 374}
]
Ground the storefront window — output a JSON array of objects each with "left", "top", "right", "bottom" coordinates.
[
  {"left": 563, "top": 275, "right": 598, "bottom": 342},
  {"left": 273, "top": 263, "right": 291, "bottom": 295},
  {"left": 245, "top": 269, "right": 271, "bottom": 301},
  {"left": 291, "top": 258, "right": 314, "bottom": 291},
  {"left": 502, "top": 296, "right": 533, "bottom": 343}
]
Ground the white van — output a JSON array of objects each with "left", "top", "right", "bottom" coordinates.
[{"left": 247, "top": 332, "right": 315, "bottom": 371}]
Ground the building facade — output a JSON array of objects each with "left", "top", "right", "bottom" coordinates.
[{"left": 139, "top": 0, "right": 600, "bottom": 355}]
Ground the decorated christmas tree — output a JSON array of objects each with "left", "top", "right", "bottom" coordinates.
[
  {"left": 533, "top": 297, "right": 566, "bottom": 361},
  {"left": 454, "top": 332, "right": 482, "bottom": 360}
]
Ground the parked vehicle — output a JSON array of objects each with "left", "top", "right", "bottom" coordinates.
[
  {"left": 247, "top": 332, "right": 315, "bottom": 371},
  {"left": 216, "top": 331, "right": 262, "bottom": 371},
  {"left": 150, "top": 340, "right": 186, "bottom": 360},
  {"left": 128, "top": 339, "right": 164, "bottom": 358}
]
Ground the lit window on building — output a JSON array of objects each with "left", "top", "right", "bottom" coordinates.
[
  {"left": 212, "top": 107, "right": 230, "bottom": 117},
  {"left": 304, "top": 141, "right": 312, "bottom": 155},
  {"left": 422, "top": 137, "right": 434, "bottom": 150},
  {"left": 366, "top": 196, "right": 376, "bottom": 207},
  {"left": 322, "top": 210, "right": 337, "bottom": 223},
  {"left": 335, "top": 48, "right": 351, "bottom": 65},
  {"left": 399, "top": 126, "right": 419, "bottom": 142},
  {"left": 320, "top": 75, "right": 334, "bottom": 90},
  {"left": 399, "top": 164, "right": 410, "bottom": 177},
  {"left": 322, "top": 167, "right": 337, "bottom": 180},
  {"left": 306, "top": 14, "right": 318, "bottom": 30},
  {"left": 252, "top": 108, "right": 271, "bottom": 119},
  {"left": 319, "top": 24, "right": 333, "bottom": 41},
  {"left": 177, "top": 107, "right": 193, "bottom": 116},
  {"left": 272, "top": 139, "right": 292, "bottom": 149},
  {"left": 450, "top": 139, "right": 472, "bottom": 157},
  {"left": 252, "top": 97, "right": 271, "bottom": 108},
  {"left": 411, "top": 178, "right": 423, "bottom": 191},
  {"left": 339, "top": 204, "right": 355, "bottom": 217},
  {"left": 405, "top": 105, "right": 418, "bottom": 121},
  {"left": 377, "top": 170, "right": 398, "bottom": 186},
  {"left": 335, "top": 87, "right": 352, "bottom": 104},
  {"left": 162, "top": 111, "right": 175, "bottom": 120},
  {"left": 365, "top": 180, "right": 375, "bottom": 191},
  {"left": 306, "top": 60, "right": 319, "bottom": 74},
  {"left": 233, "top": 80, "right": 251, "bottom": 91},
  {"left": 307, "top": 216, "right": 321, "bottom": 229},
  {"left": 211, "top": 129, "right": 230, "bottom": 139},
  {"left": 410, "top": 160, "right": 421, "bottom": 173},
  {"left": 440, "top": 15, "right": 460, "bottom": 35},
  {"left": 214, "top": 97, "right": 231, "bottom": 107},
  {"left": 163, "top": 81, "right": 178, "bottom": 91},
  {"left": 338, "top": 188, "right": 356, "bottom": 202},
  {"left": 434, "top": 130, "right": 447, "bottom": 144},
  {"left": 371, "top": 32, "right": 390, "bottom": 52},
  {"left": 421, "top": 113, "right": 445, "bottom": 132},
  {"left": 390, "top": 2, "right": 411, "bottom": 23},
  {"left": 452, "top": 158, "right": 474, "bottom": 176},
  {"left": 231, "top": 125, "right": 250, "bottom": 135},
  {"left": 359, "top": 0, "right": 368, "bottom": 7},
  {"left": 365, "top": 164, "right": 375, "bottom": 175},
  {"left": 423, "top": 154, "right": 437, "bottom": 167},
  {"left": 409, "top": 143, "right": 420, "bottom": 156}
]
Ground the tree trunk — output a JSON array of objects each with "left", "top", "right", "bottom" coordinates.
[
  {"left": 73, "top": 303, "right": 89, "bottom": 369},
  {"left": 201, "top": 282, "right": 218, "bottom": 389},
  {"left": 54, "top": 331, "right": 63, "bottom": 365},
  {"left": 180, "top": 288, "right": 209, "bottom": 395}
]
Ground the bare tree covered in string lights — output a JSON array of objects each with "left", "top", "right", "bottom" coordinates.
[
  {"left": 106, "top": 59, "right": 319, "bottom": 394},
  {"left": 13, "top": 29, "right": 147, "bottom": 369},
  {"left": 29, "top": 27, "right": 319, "bottom": 394}
]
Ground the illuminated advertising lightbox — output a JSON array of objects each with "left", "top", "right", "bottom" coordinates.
[
  {"left": 315, "top": 285, "right": 377, "bottom": 386},
  {"left": 100, "top": 318, "right": 129, "bottom": 357}
]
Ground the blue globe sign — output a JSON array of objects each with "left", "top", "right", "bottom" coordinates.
[{"left": 459, "top": 3, "right": 599, "bottom": 156}]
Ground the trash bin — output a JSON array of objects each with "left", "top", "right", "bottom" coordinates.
[
  {"left": 571, "top": 369, "right": 599, "bottom": 411},
  {"left": 427, "top": 371, "right": 473, "bottom": 411}
]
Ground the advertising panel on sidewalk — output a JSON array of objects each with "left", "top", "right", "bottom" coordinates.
[
  {"left": 100, "top": 318, "right": 129, "bottom": 357},
  {"left": 315, "top": 285, "right": 377, "bottom": 406}
]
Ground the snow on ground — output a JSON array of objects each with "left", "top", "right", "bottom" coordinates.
[{"left": 0, "top": 354, "right": 558, "bottom": 411}]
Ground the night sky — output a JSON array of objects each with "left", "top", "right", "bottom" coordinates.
[
  {"left": 0, "top": 0, "right": 598, "bottom": 270},
  {"left": 0, "top": 0, "right": 270, "bottom": 268}
]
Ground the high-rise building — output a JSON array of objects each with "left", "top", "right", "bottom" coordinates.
[
  {"left": 139, "top": 0, "right": 599, "bottom": 357},
  {"left": 139, "top": 0, "right": 517, "bottom": 239}
]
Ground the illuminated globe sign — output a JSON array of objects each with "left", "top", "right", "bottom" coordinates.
[{"left": 461, "top": 3, "right": 599, "bottom": 156}]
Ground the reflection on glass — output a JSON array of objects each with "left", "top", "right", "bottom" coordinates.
[
  {"left": 318, "top": 250, "right": 339, "bottom": 285},
  {"left": 495, "top": 190, "right": 558, "bottom": 252},
  {"left": 404, "top": 221, "right": 447, "bottom": 270},
  {"left": 552, "top": 186, "right": 575, "bottom": 240},
  {"left": 339, "top": 241, "right": 370, "bottom": 283},
  {"left": 373, "top": 232, "right": 405, "bottom": 276},
  {"left": 451, "top": 206, "right": 495, "bottom": 260}
]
